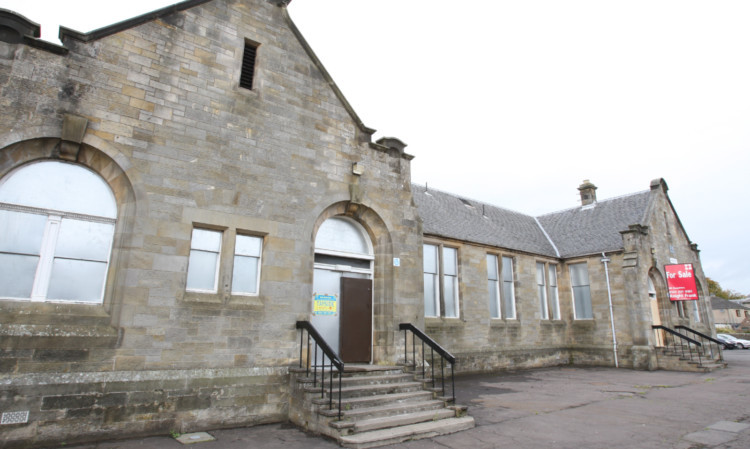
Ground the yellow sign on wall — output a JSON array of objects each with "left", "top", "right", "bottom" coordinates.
[{"left": 313, "top": 294, "right": 337, "bottom": 316}]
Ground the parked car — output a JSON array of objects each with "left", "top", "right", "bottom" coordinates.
[{"left": 716, "top": 333, "right": 750, "bottom": 349}]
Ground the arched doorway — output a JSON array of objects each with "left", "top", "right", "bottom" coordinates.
[
  {"left": 649, "top": 274, "right": 665, "bottom": 346},
  {"left": 312, "top": 216, "right": 373, "bottom": 363}
]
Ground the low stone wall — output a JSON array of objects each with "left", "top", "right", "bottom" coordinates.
[{"left": 0, "top": 367, "right": 289, "bottom": 449}]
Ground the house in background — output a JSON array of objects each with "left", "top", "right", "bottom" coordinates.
[
  {"left": 0, "top": 1, "right": 717, "bottom": 447},
  {"left": 712, "top": 296, "right": 750, "bottom": 327}
]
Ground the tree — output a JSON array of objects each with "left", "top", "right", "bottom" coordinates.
[{"left": 707, "top": 277, "right": 746, "bottom": 300}]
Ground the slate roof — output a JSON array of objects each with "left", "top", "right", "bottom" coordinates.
[
  {"left": 537, "top": 190, "right": 651, "bottom": 258},
  {"left": 412, "top": 184, "right": 558, "bottom": 257},
  {"left": 711, "top": 296, "right": 750, "bottom": 311},
  {"left": 412, "top": 183, "right": 652, "bottom": 259}
]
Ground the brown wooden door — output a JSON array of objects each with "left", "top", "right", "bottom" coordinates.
[{"left": 340, "top": 277, "right": 372, "bottom": 363}]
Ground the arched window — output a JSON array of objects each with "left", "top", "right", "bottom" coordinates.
[{"left": 0, "top": 161, "right": 116, "bottom": 303}]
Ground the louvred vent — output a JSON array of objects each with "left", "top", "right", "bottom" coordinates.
[{"left": 240, "top": 43, "right": 257, "bottom": 90}]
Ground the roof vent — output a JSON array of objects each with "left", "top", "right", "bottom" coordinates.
[{"left": 578, "top": 179, "right": 597, "bottom": 206}]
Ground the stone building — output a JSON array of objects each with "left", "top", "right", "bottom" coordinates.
[{"left": 0, "top": 1, "right": 715, "bottom": 447}]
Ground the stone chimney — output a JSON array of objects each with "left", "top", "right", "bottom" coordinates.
[{"left": 578, "top": 179, "right": 597, "bottom": 206}]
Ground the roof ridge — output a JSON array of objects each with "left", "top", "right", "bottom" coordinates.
[
  {"left": 536, "top": 188, "right": 651, "bottom": 218},
  {"left": 411, "top": 183, "right": 534, "bottom": 217}
]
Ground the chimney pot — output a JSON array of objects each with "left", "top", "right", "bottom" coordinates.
[{"left": 578, "top": 179, "right": 597, "bottom": 206}]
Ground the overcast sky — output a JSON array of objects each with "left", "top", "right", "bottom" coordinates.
[{"left": 6, "top": 0, "right": 750, "bottom": 294}]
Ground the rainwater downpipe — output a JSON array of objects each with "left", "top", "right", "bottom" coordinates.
[{"left": 601, "top": 252, "right": 618, "bottom": 368}]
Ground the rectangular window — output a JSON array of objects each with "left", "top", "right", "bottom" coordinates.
[
  {"left": 186, "top": 228, "right": 222, "bottom": 292},
  {"left": 442, "top": 247, "right": 459, "bottom": 318},
  {"left": 501, "top": 256, "right": 516, "bottom": 319},
  {"left": 423, "top": 243, "right": 460, "bottom": 318},
  {"left": 487, "top": 254, "right": 501, "bottom": 318},
  {"left": 570, "top": 262, "right": 593, "bottom": 319},
  {"left": 737, "top": 310, "right": 742, "bottom": 318},
  {"left": 537, "top": 262, "right": 548, "bottom": 320},
  {"left": 548, "top": 264, "right": 560, "bottom": 320},
  {"left": 239, "top": 42, "right": 258, "bottom": 90},
  {"left": 232, "top": 234, "right": 263, "bottom": 295},
  {"left": 423, "top": 244, "right": 439, "bottom": 317}
]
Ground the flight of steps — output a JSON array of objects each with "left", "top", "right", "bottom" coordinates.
[
  {"left": 289, "top": 364, "right": 474, "bottom": 448},
  {"left": 655, "top": 345, "right": 727, "bottom": 372}
]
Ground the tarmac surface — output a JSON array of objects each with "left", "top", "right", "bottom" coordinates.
[{"left": 59, "top": 350, "right": 750, "bottom": 449}]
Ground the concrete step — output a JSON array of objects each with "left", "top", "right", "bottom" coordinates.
[
  {"left": 351, "top": 408, "right": 456, "bottom": 433},
  {"left": 306, "top": 381, "right": 423, "bottom": 399},
  {"left": 300, "top": 372, "right": 414, "bottom": 388},
  {"left": 338, "top": 416, "right": 475, "bottom": 449},
  {"left": 325, "top": 399, "right": 446, "bottom": 421},
  {"left": 314, "top": 390, "right": 434, "bottom": 412}
]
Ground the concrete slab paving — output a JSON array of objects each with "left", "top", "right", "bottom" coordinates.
[
  {"left": 707, "top": 420, "right": 750, "bottom": 433},
  {"left": 55, "top": 350, "right": 750, "bottom": 449}
]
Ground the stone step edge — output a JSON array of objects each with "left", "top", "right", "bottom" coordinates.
[
  {"left": 315, "top": 392, "right": 436, "bottom": 416},
  {"left": 338, "top": 416, "right": 476, "bottom": 449},
  {"left": 323, "top": 399, "right": 446, "bottom": 420},
  {"left": 305, "top": 381, "right": 423, "bottom": 395},
  {"left": 350, "top": 408, "right": 457, "bottom": 434}
]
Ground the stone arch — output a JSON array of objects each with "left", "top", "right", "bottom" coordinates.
[
  {"left": 648, "top": 268, "right": 670, "bottom": 322},
  {"left": 0, "top": 138, "right": 137, "bottom": 326},
  {"left": 310, "top": 201, "right": 396, "bottom": 362}
]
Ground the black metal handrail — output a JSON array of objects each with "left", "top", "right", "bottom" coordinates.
[
  {"left": 652, "top": 325, "right": 703, "bottom": 365},
  {"left": 675, "top": 325, "right": 724, "bottom": 362},
  {"left": 399, "top": 323, "right": 456, "bottom": 402},
  {"left": 295, "top": 321, "right": 343, "bottom": 420}
]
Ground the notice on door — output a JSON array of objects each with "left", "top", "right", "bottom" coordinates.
[{"left": 313, "top": 294, "right": 338, "bottom": 315}]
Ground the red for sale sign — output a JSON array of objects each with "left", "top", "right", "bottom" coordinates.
[{"left": 665, "top": 264, "right": 699, "bottom": 301}]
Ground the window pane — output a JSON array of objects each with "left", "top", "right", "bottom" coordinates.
[
  {"left": 502, "top": 257, "right": 513, "bottom": 282},
  {"left": 570, "top": 263, "right": 589, "bottom": 286},
  {"left": 0, "top": 161, "right": 116, "bottom": 218},
  {"left": 314, "top": 254, "right": 371, "bottom": 269},
  {"left": 442, "top": 247, "right": 457, "bottom": 276},
  {"left": 232, "top": 255, "right": 259, "bottom": 294},
  {"left": 573, "top": 285, "right": 593, "bottom": 319},
  {"left": 536, "top": 263, "right": 545, "bottom": 285},
  {"left": 423, "top": 244, "right": 437, "bottom": 273},
  {"left": 235, "top": 234, "right": 262, "bottom": 257},
  {"left": 55, "top": 219, "right": 114, "bottom": 261},
  {"left": 424, "top": 273, "right": 437, "bottom": 317},
  {"left": 191, "top": 229, "right": 222, "bottom": 252},
  {"left": 549, "top": 265, "right": 560, "bottom": 320},
  {"left": 0, "top": 210, "right": 46, "bottom": 254},
  {"left": 0, "top": 253, "right": 39, "bottom": 298},
  {"left": 315, "top": 217, "right": 370, "bottom": 255},
  {"left": 47, "top": 258, "right": 107, "bottom": 302},
  {"left": 444, "top": 276, "right": 457, "bottom": 318},
  {"left": 549, "top": 286, "right": 560, "bottom": 320},
  {"left": 503, "top": 280, "right": 515, "bottom": 319},
  {"left": 486, "top": 254, "right": 498, "bottom": 281},
  {"left": 186, "top": 249, "right": 218, "bottom": 291},
  {"left": 548, "top": 265, "right": 558, "bottom": 287},
  {"left": 488, "top": 280, "right": 500, "bottom": 318}
]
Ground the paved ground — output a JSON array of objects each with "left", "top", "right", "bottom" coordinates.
[{"left": 61, "top": 350, "right": 750, "bottom": 449}]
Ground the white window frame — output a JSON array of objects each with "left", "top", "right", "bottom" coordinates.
[
  {"left": 186, "top": 228, "right": 222, "bottom": 293},
  {"left": 570, "top": 262, "right": 593, "bottom": 320},
  {"left": 442, "top": 246, "right": 459, "bottom": 318},
  {"left": 423, "top": 242, "right": 460, "bottom": 319},
  {"left": 537, "top": 262, "right": 549, "bottom": 320},
  {"left": 231, "top": 234, "right": 264, "bottom": 296},
  {"left": 501, "top": 256, "right": 516, "bottom": 320},
  {"left": 0, "top": 203, "right": 115, "bottom": 303},
  {"left": 487, "top": 254, "right": 501, "bottom": 319},
  {"left": 548, "top": 264, "right": 560, "bottom": 320}
]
